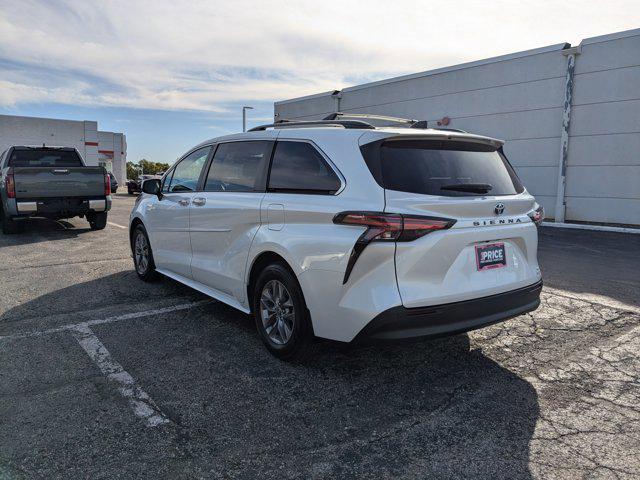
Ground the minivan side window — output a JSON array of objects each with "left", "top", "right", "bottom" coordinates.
[
  {"left": 268, "top": 141, "right": 341, "bottom": 194},
  {"left": 165, "top": 146, "right": 211, "bottom": 193},
  {"left": 204, "top": 141, "right": 271, "bottom": 192}
]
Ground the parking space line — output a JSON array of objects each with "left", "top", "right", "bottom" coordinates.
[
  {"left": 0, "top": 256, "right": 130, "bottom": 271},
  {"left": 71, "top": 324, "right": 170, "bottom": 427},
  {"left": 108, "top": 221, "right": 127, "bottom": 229},
  {"left": 0, "top": 300, "right": 212, "bottom": 342}
]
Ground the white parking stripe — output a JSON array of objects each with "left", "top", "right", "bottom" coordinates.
[
  {"left": 0, "top": 300, "right": 212, "bottom": 342},
  {"left": 71, "top": 324, "right": 170, "bottom": 427},
  {"left": 108, "top": 221, "right": 127, "bottom": 229}
]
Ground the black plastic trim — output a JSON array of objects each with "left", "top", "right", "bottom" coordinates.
[{"left": 355, "top": 280, "right": 543, "bottom": 342}]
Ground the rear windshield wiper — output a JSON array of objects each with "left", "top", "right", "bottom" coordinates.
[{"left": 440, "top": 183, "right": 493, "bottom": 194}]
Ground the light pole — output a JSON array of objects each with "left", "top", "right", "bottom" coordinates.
[{"left": 242, "top": 106, "right": 253, "bottom": 132}]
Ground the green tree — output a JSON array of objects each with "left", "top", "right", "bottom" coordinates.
[
  {"left": 139, "top": 159, "right": 170, "bottom": 175},
  {"left": 126, "top": 159, "right": 171, "bottom": 179},
  {"left": 126, "top": 161, "right": 140, "bottom": 180}
]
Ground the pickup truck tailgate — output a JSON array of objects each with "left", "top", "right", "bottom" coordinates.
[{"left": 12, "top": 167, "right": 106, "bottom": 198}]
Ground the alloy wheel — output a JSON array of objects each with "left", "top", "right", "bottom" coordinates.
[
  {"left": 260, "top": 279, "right": 295, "bottom": 345},
  {"left": 134, "top": 232, "right": 150, "bottom": 274}
]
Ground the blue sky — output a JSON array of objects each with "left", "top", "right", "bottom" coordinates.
[
  {"left": 1, "top": 101, "right": 276, "bottom": 164},
  {"left": 1, "top": 0, "right": 638, "bottom": 165}
]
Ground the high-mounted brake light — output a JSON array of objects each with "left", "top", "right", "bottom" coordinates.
[
  {"left": 4, "top": 170, "right": 15, "bottom": 199},
  {"left": 333, "top": 211, "right": 455, "bottom": 283},
  {"left": 104, "top": 172, "right": 111, "bottom": 196},
  {"left": 528, "top": 204, "right": 544, "bottom": 226}
]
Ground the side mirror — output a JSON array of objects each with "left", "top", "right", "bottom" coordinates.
[{"left": 142, "top": 178, "right": 162, "bottom": 198}]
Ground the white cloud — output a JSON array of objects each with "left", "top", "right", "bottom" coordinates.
[{"left": 0, "top": 0, "right": 638, "bottom": 111}]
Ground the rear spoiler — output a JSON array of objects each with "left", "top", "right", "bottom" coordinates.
[{"left": 358, "top": 131, "right": 504, "bottom": 149}]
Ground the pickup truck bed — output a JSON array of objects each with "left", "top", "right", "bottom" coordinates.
[{"left": 0, "top": 146, "right": 112, "bottom": 234}]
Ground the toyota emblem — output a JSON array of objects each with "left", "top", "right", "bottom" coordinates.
[{"left": 494, "top": 203, "right": 505, "bottom": 215}]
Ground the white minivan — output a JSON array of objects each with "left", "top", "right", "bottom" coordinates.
[{"left": 130, "top": 114, "right": 543, "bottom": 359}]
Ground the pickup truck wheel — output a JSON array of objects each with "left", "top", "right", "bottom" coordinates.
[
  {"left": 1, "top": 207, "right": 20, "bottom": 234},
  {"left": 132, "top": 225, "right": 158, "bottom": 281},
  {"left": 87, "top": 212, "right": 107, "bottom": 230}
]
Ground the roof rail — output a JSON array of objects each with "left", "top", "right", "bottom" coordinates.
[
  {"left": 323, "top": 112, "right": 417, "bottom": 126},
  {"left": 410, "top": 120, "right": 429, "bottom": 129},
  {"left": 250, "top": 113, "right": 465, "bottom": 133},
  {"left": 427, "top": 127, "right": 468, "bottom": 133},
  {"left": 248, "top": 119, "right": 376, "bottom": 132}
]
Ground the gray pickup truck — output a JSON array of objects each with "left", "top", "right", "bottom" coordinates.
[{"left": 0, "top": 146, "right": 112, "bottom": 234}]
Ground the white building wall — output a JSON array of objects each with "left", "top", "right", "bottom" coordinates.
[
  {"left": 0, "top": 114, "right": 97, "bottom": 164},
  {"left": 275, "top": 28, "right": 640, "bottom": 227},
  {"left": 0, "top": 114, "right": 127, "bottom": 183},
  {"left": 83, "top": 121, "right": 99, "bottom": 165},
  {"left": 566, "top": 29, "right": 640, "bottom": 225},
  {"left": 113, "top": 133, "right": 127, "bottom": 185},
  {"left": 97, "top": 130, "right": 127, "bottom": 184}
]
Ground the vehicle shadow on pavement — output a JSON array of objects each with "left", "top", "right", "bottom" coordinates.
[
  {"left": 0, "top": 271, "right": 206, "bottom": 327},
  {"left": 307, "top": 339, "right": 538, "bottom": 478},
  {"left": 1, "top": 273, "right": 540, "bottom": 479},
  {"left": 0, "top": 218, "right": 94, "bottom": 246},
  {"left": 155, "top": 300, "right": 541, "bottom": 478}
]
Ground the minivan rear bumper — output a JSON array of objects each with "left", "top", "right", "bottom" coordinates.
[{"left": 355, "top": 280, "right": 542, "bottom": 342}]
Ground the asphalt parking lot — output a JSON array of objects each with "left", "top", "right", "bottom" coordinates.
[{"left": 1, "top": 193, "right": 639, "bottom": 479}]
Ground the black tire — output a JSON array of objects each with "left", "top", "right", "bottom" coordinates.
[
  {"left": 252, "top": 262, "right": 313, "bottom": 360},
  {"left": 127, "top": 186, "right": 133, "bottom": 195},
  {"left": 132, "top": 224, "right": 158, "bottom": 281},
  {"left": 87, "top": 212, "right": 107, "bottom": 230},
  {"left": 1, "top": 206, "right": 20, "bottom": 234}
]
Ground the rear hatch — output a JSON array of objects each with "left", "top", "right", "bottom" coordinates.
[
  {"left": 9, "top": 147, "right": 106, "bottom": 198},
  {"left": 360, "top": 132, "right": 542, "bottom": 308}
]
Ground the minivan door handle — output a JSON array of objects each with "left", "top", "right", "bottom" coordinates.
[
  {"left": 178, "top": 199, "right": 190, "bottom": 206},
  {"left": 192, "top": 197, "right": 206, "bottom": 206}
]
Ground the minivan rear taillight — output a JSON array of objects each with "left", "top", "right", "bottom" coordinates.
[
  {"left": 333, "top": 211, "right": 455, "bottom": 283},
  {"left": 527, "top": 204, "right": 544, "bottom": 226},
  {"left": 4, "top": 171, "right": 15, "bottom": 199},
  {"left": 104, "top": 172, "right": 111, "bottom": 196}
]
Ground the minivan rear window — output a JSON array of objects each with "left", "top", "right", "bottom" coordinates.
[
  {"left": 362, "top": 139, "right": 524, "bottom": 197},
  {"left": 9, "top": 148, "right": 83, "bottom": 168}
]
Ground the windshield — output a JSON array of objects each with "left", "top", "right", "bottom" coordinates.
[
  {"left": 373, "top": 140, "right": 524, "bottom": 197},
  {"left": 9, "top": 148, "right": 83, "bottom": 168}
]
